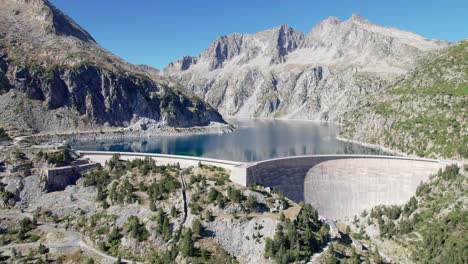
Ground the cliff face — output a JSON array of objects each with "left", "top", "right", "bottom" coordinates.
[
  {"left": 341, "top": 41, "right": 468, "bottom": 159},
  {"left": 0, "top": 0, "right": 224, "bottom": 133},
  {"left": 163, "top": 15, "right": 448, "bottom": 121}
]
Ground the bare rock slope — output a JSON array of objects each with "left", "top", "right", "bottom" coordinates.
[
  {"left": 164, "top": 14, "right": 448, "bottom": 121},
  {"left": 0, "top": 0, "right": 224, "bottom": 134}
]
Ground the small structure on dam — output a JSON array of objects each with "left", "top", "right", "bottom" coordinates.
[{"left": 79, "top": 151, "right": 445, "bottom": 220}]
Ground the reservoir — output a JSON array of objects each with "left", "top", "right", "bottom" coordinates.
[{"left": 73, "top": 119, "right": 388, "bottom": 162}]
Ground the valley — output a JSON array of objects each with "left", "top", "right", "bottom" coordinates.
[{"left": 0, "top": 0, "right": 466, "bottom": 263}]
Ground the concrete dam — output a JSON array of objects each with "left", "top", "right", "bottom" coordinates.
[{"left": 79, "top": 151, "right": 445, "bottom": 220}]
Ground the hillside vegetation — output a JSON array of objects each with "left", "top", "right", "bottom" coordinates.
[
  {"left": 351, "top": 165, "right": 467, "bottom": 263},
  {"left": 342, "top": 41, "right": 467, "bottom": 159}
]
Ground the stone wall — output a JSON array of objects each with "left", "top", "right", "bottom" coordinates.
[{"left": 42, "top": 163, "right": 99, "bottom": 192}]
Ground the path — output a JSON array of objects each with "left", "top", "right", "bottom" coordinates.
[
  {"left": 179, "top": 166, "right": 192, "bottom": 225},
  {"left": 0, "top": 211, "right": 141, "bottom": 264}
]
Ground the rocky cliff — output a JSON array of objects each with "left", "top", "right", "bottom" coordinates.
[
  {"left": 0, "top": 0, "right": 224, "bottom": 134},
  {"left": 163, "top": 14, "right": 448, "bottom": 121},
  {"left": 342, "top": 41, "right": 467, "bottom": 159}
]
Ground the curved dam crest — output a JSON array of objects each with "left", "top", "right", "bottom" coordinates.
[{"left": 79, "top": 151, "right": 446, "bottom": 220}]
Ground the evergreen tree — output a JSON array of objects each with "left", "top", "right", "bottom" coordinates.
[
  {"left": 345, "top": 225, "right": 351, "bottom": 234},
  {"left": 264, "top": 238, "right": 274, "bottom": 258},
  {"left": 171, "top": 205, "right": 177, "bottom": 217},
  {"left": 96, "top": 186, "right": 105, "bottom": 201},
  {"left": 279, "top": 212, "right": 286, "bottom": 222},
  {"left": 180, "top": 228, "right": 194, "bottom": 257},
  {"left": 192, "top": 218, "right": 202, "bottom": 237},
  {"left": 38, "top": 243, "right": 48, "bottom": 254},
  {"left": 162, "top": 217, "right": 170, "bottom": 240}
]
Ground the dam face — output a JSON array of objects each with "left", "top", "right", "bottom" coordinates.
[{"left": 246, "top": 155, "right": 444, "bottom": 219}]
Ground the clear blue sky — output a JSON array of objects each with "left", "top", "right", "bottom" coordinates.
[{"left": 50, "top": 0, "right": 467, "bottom": 69}]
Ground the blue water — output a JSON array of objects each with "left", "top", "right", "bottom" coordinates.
[{"left": 72, "top": 119, "right": 387, "bottom": 162}]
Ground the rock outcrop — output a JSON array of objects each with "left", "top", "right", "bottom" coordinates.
[
  {"left": 163, "top": 14, "right": 448, "bottom": 121},
  {"left": 0, "top": 0, "right": 224, "bottom": 133}
]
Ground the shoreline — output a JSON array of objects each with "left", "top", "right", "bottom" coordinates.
[
  {"left": 30, "top": 122, "right": 236, "bottom": 145},
  {"left": 336, "top": 136, "right": 410, "bottom": 157},
  {"left": 23, "top": 116, "right": 414, "bottom": 161}
]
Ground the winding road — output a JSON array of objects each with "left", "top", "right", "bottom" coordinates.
[{"left": 0, "top": 210, "right": 141, "bottom": 263}]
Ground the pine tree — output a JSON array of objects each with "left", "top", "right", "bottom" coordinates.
[
  {"left": 345, "top": 225, "right": 351, "bottom": 234},
  {"left": 150, "top": 200, "right": 157, "bottom": 211},
  {"left": 279, "top": 212, "right": 286, "bottom": 222},
  {"left": 264, "top": 238, "right": 274, "bottom": 258},
  {"left": 162, "top": 217, "right": 170, "bottom": 240},
  {"left": 180, "top": 228, "right": 194, "bottom": 257},
  {"left": 38, "top": 243, "right": 48, "bottom": 254},
  {"left": 96, "top": 186, "right": 105, "bottom": 201},
  {"left": 171, "top": 205, "right": 177, "bottom": 217},
  {"left": 192, "top": 218, "right": 202, "bottom": 237}
]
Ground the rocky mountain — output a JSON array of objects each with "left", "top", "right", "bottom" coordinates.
[
  {"left": 163, "top": 14, "right": 448, "bottom": 121},
  {"left": 342, "top": 41, "right": 467, "bottom": 159},
  {"left": 0, "top": 0, "right": 224, "bottom": 134}
]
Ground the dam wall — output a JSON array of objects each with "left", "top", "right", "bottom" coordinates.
[
  {"left": 78, "top": 151, "right": 247, "bottom": 185},
  {"left": 78, "top": 151, "right": 447, "bottom": 219},
  {"left": 246, "top": 155, "right": 445, "bottom": 219}
]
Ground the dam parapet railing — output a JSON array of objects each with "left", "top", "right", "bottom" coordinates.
[{"left": 77, "top": 151, "right": 249, "bottom": 185}]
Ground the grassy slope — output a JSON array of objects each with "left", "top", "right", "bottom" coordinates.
[{"left": 342, "top": 41, "right": 467, "bottom": 159}]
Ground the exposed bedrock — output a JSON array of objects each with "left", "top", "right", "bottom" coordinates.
[{"left": 246, "top": 156, "right": 444, "bottom": 219}]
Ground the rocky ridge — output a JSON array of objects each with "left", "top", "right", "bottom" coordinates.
[
  {"left": 0, "top": 0, "right": 225, "bottom": 134},
  {"left": 163, "top": 14, "right": 448, "bottom": 121}
]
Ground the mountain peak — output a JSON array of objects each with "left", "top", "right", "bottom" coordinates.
[
  {"left": 323, "top": 16, "right": 342, "bottom": 25},
  {"left": 0, "top": 0, "right": 95, "bottom": 43},
  {"left": 349, "top": 13, "right": 368, "bottom": 23}
]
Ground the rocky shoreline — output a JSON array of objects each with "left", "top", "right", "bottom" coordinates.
[{"left": 30, "top": 122, "right": 236, "bottom": 145}]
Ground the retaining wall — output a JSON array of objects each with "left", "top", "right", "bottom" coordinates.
[{"left": 42, "top": 163, "right": 100, "bottom": 192}]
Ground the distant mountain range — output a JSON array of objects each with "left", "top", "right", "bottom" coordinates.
[{"left": 163, "top": 14, "right": 448, "bottom": 121}]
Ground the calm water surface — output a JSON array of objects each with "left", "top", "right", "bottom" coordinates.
[{"left": 73, "top": 119, "right": 387, "bottom": 162}]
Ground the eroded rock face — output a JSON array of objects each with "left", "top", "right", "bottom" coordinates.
[
  {"left": 0, "top": 0, "right": 224, "bottom": 133},
  {"left": 164, "top": 15, "right": 448, "bottom": 121}
]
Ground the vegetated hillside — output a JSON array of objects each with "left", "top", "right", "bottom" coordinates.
[
  {"left": 342, "top": 41, "right": 468, "bottom": 159},
  {"left": 0, "top": 144, "right": 330, "bottom": 264},
  {"left": 164, "top": 14, "right": 447, "bottom": 121},
  {"left": 0, "top": 0, "right": 224, "bottom": 134},
  {"left": 350, "top": 165, "right": 467, "bottom": 263}
]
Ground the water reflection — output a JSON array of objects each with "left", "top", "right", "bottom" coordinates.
[{"left": 73, "top": 119, "right": 387, "bottom": 162}]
